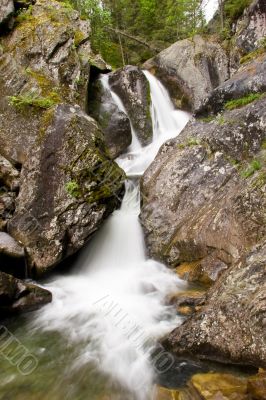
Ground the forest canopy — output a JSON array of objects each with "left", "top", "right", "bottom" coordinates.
[{"left": 68, "top": 0, "right": 252, "bottom": 67}]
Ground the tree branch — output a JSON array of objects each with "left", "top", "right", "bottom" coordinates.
[{"left": 104, "top": 26, "right": 161, "bottom": 54}]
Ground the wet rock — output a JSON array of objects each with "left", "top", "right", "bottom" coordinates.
[
  {"left": 176, "top": 258, "right": 228, "bottom": 286},
  {"left": 198, "top": 53, "right": 266, "bottom": 115},
  {"left": 0, "top": 0, "right": 14, "bottom": 29},
  {"left": 0, "top": 232, "right": 24, "bottom": 258},
  {"left": 247, "top": 370, "right": 266, "bottom": 399},
  {"left": 190, "top": 373, "right": 248, "bottom": 400},
  {"left": 0, "top": 155, "right": 20, "bottom": 191},
  {"left": 167, "top": 289, "right": 206, "bottom": 317},
  {"left": 109, "top": 65, "right": 153, "bottom": 146},
  {"left": 163, "top": 241, "right": 266, "bottom": 368},
  {"left": 141, "top": 97, "right": 266, "bottom": 270},
  {"left": 235, "top": 0, "right": 266, "bottom": 54},
  {"left": 8, "top": 104, "right": 125, "bottom": 275},
  {"left": 87, "top": 77, "right": 132, "bottom": 158},
  {"left": 0, "top": 271, "right": 51, "bottom": 315},
  {"left": 0, "top": 0, "right": 108, "bottom": 164},
  {"left": 143, "top": 35, "right": 229, "bottom": 111}
]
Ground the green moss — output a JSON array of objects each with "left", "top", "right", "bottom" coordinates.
[
  {"left": 65, "top": 180, "right": 81, "bottom": 198},
  {"left": 240, "top": 47, "right": 266, "bottom": 64},
  {"left": 199, "top": 116, "right": 215, "bottom": 123},
  {"left": 187, "top": 138, "right": 200, "bottom": 146},
  {"left": 74, "top": 30, "right": 86, "bottom": 46},
  {"left": 261, "top": 140, "right": 266, "bottom": 150},
  {"left": 225, "top": 93, "right": 264, "bottom": 110},
  {"left": 241, "top": 159, "right": 262, "bottom": 178},
  {"left": 9, "top": 93, "right": 57, "bottom": 109}
]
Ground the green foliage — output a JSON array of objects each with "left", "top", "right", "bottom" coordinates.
[
  {"left": 68, "top": 0, "right": 205, "bottom": 67},
  {"left": 65, "top": 181, "right": 81, "bottom": 198},
  {"left": 8, "top": 93, "right": 58, "bottom": 109},
  {"left": 224, "top": 0, "right": 252, "bottom": 22},
  {"left": 242, "top": 159, "right": 262, "bottom": 178},
  {"left": 225, "top": 93, "right": 263, "bottom": 110}
]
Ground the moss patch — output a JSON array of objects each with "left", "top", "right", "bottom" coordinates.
[
  {"left": 225, "top": 93, "right": 264, "bottom": 110},
  {"left": 8, "top": 93, "right": 58, "bottom": 109}
]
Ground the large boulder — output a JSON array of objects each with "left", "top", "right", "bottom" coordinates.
[
  {"left": 143, "top": 35, "right": 229, "bottom": 111},
  {"left": 163, "top": 240, "right": 266, "bottom": 368},
  {"left": 140, "top": 96, "right": 266, "bottom": 270},
  {"left": 198, "top": 52, "right": 266, "bottom": 115},
  {"left": 8, "top": 104, "right": 125, "bottom": 276},
  {"left": 0, "top": 232, "right": 25, "bottom": 278},
  {"left": 109, "top": 65, "right": 153, "bottom": 146},
  {"left": 0, "top": 271, "right": 52, "bottom": 315},
  {"left": 0, "top": 0, "right": 108, "bottom": 164},
  {"left": 0, "top": 0, "right": 14, "bottom": 29},
  {"left": 87, "top": 76, "right": 132, "bottom": 158},
  {"left": 235, "top": 0, "right": 266, "bottom": 54}
]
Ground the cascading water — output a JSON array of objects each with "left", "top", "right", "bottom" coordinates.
[{"left": 1, "top": 72, "right": 190, "bottom": 400}]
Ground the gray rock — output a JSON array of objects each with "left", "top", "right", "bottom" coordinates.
[
  {"left": 140, "top": 97, "right": 266, "bottom": 270},
  {"left": 0, "top": 155, "right": 20, "bottom": 191},
  {"left": 8, "top": 104, "right": 125, "bottom": 275},
  {"left": 198, "top": 53, "right": 266, "bottom": 115},
  {"left": 0, "top": 190, "right": 16, "bottom": 230},
  {"left": 0, "top": 0, "right": 108, "bottom": 164},
  {"left": 0, "top": 271, "right": 52, "bottom": 315},
  {"left": 143, "top": 35, "right": 229, "bottom": 111},
  {"left": 109, "top": 65, "right": 153, "bottom": 146},
  {"left": 0, "top": 232, "right": 24, "bottom": 258},
  {"left": 0, "top": 0, "right": 14, "bottom": 29},
  {"left": 87, "top": 77, "right": 132, "bottom": 158},
  {"left": 163, "top": 240, "right": 266, "bottom": 368},
  {"left": 235, "top": 0, "right": 266, "bottom": 54}
]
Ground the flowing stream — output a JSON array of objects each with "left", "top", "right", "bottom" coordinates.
[{"left": 0, "top": 72, "right": 190, "bottom": 400}]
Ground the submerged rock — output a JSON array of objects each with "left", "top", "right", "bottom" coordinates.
[
  {"left": 87, "top": 76, "right": 132, "bottom": 158},
  {"left": 0, "top": 271, "right": 51, "bottom": 315},
  {"left": 8, "top": 104, "right": 125, "bottom": 275},
  {"left": 163, "top": 241, "right": 266, "bottom": 368},
  {"left": 109, "top": 65, "right": 153, "bottom": 146},
  {"left": 143, "top": 35, "right": 229, "bottom": 111}
]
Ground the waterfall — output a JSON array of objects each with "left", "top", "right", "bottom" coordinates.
[{"left": 31, "top": 72, "right": 190, "bottom": 399}]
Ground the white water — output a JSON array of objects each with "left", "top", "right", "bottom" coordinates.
[
  {"left": 32, "top": 72, "right": 190, "bottom": 399},
  {"left": 116, "top": 71, "right": 190, "bottom": 177}
]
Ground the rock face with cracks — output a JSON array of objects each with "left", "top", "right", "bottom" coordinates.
[{"left": 8, "top": 104, "right": 125, "bottom": 275}]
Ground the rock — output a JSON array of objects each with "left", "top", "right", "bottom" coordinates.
[
  {"left": 87, "top": 76, "right": 132, "bottom": 158},
  {"left": 0, "top": 271, "right": 51, "bottom": 315},
  {"left": 198, "top": 53, "right": 266, "bottom": 115},
  {"left": 247, "top": 370, "right": 266, "bottom": 399},
  {"left": 163, "top": 240, "right": 266, "bottom": 368},
  {"left": 235, "top": 0, "right": 266, "bottom": 54},
  {"left": 176, "top": 258, "right": 228, "bottom": 286},
  {"left": 167, "top": 289, "right": 206, "bottom": 317},
  {"left": 0, "top": 155, "right": 20, "bottom": 191},
  {"left": 0, "top": 0, "right": 14, "bottom": 30},
  {"left": 0, "top": 232, "right": 24, "bottom": 258},
  {"left": 140, "top": 96, "right": 266, "bottom": 270},
  {"left": 143, "top": 35, "right": 229, "bottom": 111},
  {"left": 8, "top": 104, "right": 125, "bottom": 275},
  {"left": 109, "top": 65, "right": 153, "bottom": 146},
  {"left": 190, "top": 373, "right": 248, "bottom": 400},
  {"left": 0, "top": 190, "right": 16, "bottom": 230},
  {"left": 0, "top": 0, "right": 108, "bottom": 164}
]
